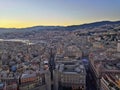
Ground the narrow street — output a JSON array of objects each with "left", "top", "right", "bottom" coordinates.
[{"left": 82, "top": 58, "right": 97, "bottom": 90}]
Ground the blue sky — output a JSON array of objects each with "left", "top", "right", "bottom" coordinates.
[{"left": 0, "top": 0, "right": 120, "bottom": 28}]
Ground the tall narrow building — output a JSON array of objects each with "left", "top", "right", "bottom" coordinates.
[{"left": 117, "top": 40, "right": 120, "bottom": 52}]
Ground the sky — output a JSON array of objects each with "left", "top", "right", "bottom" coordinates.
[{"left": 0, "top": 0, "right": 120, "bottom": 28}]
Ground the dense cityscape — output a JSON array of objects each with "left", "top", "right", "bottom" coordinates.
[{"left": 0, "top": 21, "right": 120, "bottom": 90}]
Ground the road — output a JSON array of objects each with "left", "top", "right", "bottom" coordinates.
[{"left": 82, "top": 58, "right": 97, "bottom": 90}]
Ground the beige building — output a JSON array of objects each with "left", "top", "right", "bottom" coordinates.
[
  {"left": 53, "top": 60, "right": 86, "bottom": 90},
  {"left": 100, "top": 73, "right": 120, "bottom": 90},
  {"left": 89, "top": 50, "right": 120, "bottom": 90},
  {"left": 19, "top": 70, "right": 51, "bottom": 90},
  {"left": 92, "top": 42, "right": 104, "bottom": 49}
]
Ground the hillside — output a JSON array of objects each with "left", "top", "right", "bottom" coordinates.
[{"left": 0, "top": 21, "right": 120, "bottom": 34}]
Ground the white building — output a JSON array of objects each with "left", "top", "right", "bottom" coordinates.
[{"left": 117, "top": 40, "right": 120, "bottom": 52}]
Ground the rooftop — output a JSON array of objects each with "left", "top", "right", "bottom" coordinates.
[{"left": 57, "top": 60, "right": 86, "bottom": 74}]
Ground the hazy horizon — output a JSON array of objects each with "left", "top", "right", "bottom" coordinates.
[{"left": 0, "top": 20, "right": 120, "bottom": 29}]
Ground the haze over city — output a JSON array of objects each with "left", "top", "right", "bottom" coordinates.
[
  {"left": 0, "top": 0, "right": 120, "bottom": 28},
  {"left": 0, "top": 0, "right": 120, "bottom": 90}
]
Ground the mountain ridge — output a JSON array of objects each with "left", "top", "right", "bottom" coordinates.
[
  {"left": 0, "top": 20, "right": 120, "bottom": 31},
  {"left": 65, "top": 21, "right": 120, "bottom": 31}
]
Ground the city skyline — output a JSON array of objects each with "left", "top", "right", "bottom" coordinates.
[{"left": 0, "top": 0, "right": 120, "bottom": 28}]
